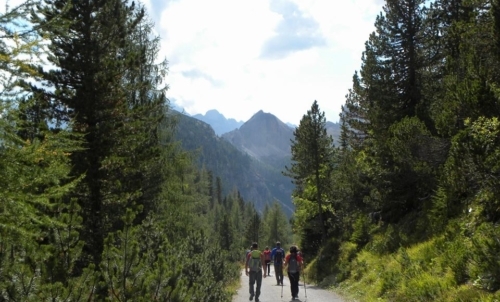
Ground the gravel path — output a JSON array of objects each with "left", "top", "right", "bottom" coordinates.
[{"left": 232, "top": 267, "right": 347, "bottom": 302}]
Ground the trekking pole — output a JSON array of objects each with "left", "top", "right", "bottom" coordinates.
[{"left": 281, "top": 271, "right": 283, "bottom": 298}]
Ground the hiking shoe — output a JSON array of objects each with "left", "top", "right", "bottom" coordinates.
[
  {"left": 249, "top": 294, "right": 254, "bottom": 301},
  {"left": 255, "top": 298, "right": 259, "bottom": 302}
]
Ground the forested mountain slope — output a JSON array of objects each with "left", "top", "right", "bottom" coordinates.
[
  {"left": 172, "top": 111, "right": 295, "bottom": 216},
  {"left": 222, "top": 110, "right": 293, "bottom": 170},
  {"left": 326, "top": 121, "right": 341, "bottom": 144}
]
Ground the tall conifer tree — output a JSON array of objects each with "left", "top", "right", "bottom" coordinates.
[
  {"left": 34, "top": 0, "right": 163, "bottom": 269},
  {"left": 285, "top": 100, "right": 334, "bottom": 242}
]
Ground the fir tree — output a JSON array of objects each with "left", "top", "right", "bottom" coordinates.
[
  {"left": 284, "top": 100, "right": 335, "bottom": 242},
  {"left": 34, "top": 0, "right": 160, "bottom": 269}
]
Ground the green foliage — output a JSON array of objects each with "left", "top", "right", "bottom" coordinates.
[
  {"left": 0, "top": 1, "right": 243, "bottom": 300},
  {"left": 366, "top": 224, "right": 401, "bottom": 254},
  {"left": 469, "top": 222, "right": 500, "bottom": 291},
  {"left": 395, "top": 270, "right": 454, "bottom": 302},
  {"left": 304, "top": 241, "right": 334, "bottom": 284},
  {"left": 262, "top": 202, "right": 292, "bottom": 248},
  {"left": 335, "top": 242, "right": 358, "bottom": 282},
  {"left": 285, "top": 100, "right": 335, "bottom": 243},
  {"left": 245, "top": 210, "right": 263, "bottom": 244},
  {"left": 350, "top": 213, "right": 370, "bottom": 246},
  {"left": 441, "top": 117, "right": 500, "bottom": 224},
  {"left": 100, "top": 209, "right": 149, "bottom": 301},
  {"left": 289, "top": 0, "right": 500, "bottom": 301},
  {"left": 443, "top": 285, "right": 498, "bottom": 302}
]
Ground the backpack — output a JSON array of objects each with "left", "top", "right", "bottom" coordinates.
[
  {"left": 288, "top": 254, "right": 299, "bottom": 273},
  {"left": 264, "top": 250, "right": 271, "bottom": 261},
  {"left": 248, "top": 250, "right": 262, "bottom": 272},
  {"left": 274, "top": 248, "right": 284, "bottom": 264}
]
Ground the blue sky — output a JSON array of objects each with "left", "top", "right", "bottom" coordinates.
[{"left": 3, "top": 0, "right": 385, "bottom": 125}]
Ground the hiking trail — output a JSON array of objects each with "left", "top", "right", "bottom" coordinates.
[{"left": 232, "top": 267, "right": 349, "bottom": 302}]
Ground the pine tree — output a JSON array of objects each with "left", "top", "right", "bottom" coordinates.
[
  {"left": 245, "top": 210, "right": 263, "bottom": 244},
  {"left": 216, "top": 176, "right": 223, "bottom": 205},
  {"left": 435, "top": 0, "right": 500, "bottom": 220},
  {"left": 284, "top": 100, "right": 335, "bottom": 242},
  {"left": 0, "top": 1, "right": 93, "bottom": 299},
  {"left": 120, "top": 5, "right": 169, "bottom": 222},
  {"left": 33, "top": 0, "right": 160, "bottom": 269},
  {"left": 375, "top": 0, "right": 426, "bottom": 122},
  {"left": 218, "top": 213, "right": 234, "bottom": 251},
  {"left": 347, "top": 0, "right": 442, "bottom": 223},
  {"left": 262, "top": 202, "right": 291, "bottom": 248},
  {"left": 432, "top": 0, "right": 499, "bottom": 136}
]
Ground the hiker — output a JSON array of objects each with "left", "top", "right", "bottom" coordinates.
[
  {"left": 263, "top": 246, "right": 271, "bottom": 276},
  {"left": 245, "top": 242, "right": 266, "bottom": 302},
  {"left": 271, "top": 241, "right": 285, "bottom": 285},
  {"left": 284, "top": 245, "right": 303, "bottom": 300}
]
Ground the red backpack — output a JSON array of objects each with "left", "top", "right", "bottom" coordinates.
[{"left": 264, "top": 250, "right": 271, "bottom": 261}]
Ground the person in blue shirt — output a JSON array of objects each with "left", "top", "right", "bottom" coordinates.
[{"left": 271, "top": 241, "right": 285, "bottom": 285}]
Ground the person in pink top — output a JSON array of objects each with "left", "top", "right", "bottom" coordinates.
[
  {"left": 263, "top": 246, "right": 271, "bottom": 275},
  {"left": 284, "top": 245, "right": 303, "bottom": 300}
]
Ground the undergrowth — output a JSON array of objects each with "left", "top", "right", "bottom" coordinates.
[{"left": 309, "top": 219, "right": 500, "bottom": 301}]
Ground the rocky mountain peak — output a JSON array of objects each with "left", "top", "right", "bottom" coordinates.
[
  {"left": 222, "top": 110, "right": 293, "bottom": 165},
  {"left": 192, "top": 109, "right": 243, "bottom": 136}
]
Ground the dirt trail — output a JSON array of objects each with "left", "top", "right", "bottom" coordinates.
[{"left": 232, "top": 267, "right": 348, "bottom": 302}]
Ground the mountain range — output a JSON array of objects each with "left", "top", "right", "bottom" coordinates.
[
  {"left": 192, "top": 109, "right": 244, "bottom": 136},
  {"left": 173, "top": 108, "right": 341, "bottom": 216}
]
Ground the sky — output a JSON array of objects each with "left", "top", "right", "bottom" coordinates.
[
  {"left": 1, "top": 0, "right": 386, "bottom": 125},
  {"left": 143, "top": 0, "right": 386, "bottom": 125}
]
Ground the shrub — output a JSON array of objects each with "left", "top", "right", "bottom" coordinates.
[
  {"left": 350, "top": 213, "right": 371, "bottom": 246},
  {"left": 395, "top": 271, "right": 454, "bottom": 302},
  {"left": 469, "top": 222, "right": 500, "bottom": 291},
  {"left": 336, "top": 242, "right": 359, "bottom": 282},
  {"left": 367, "top": 224, "right": 401, "bottom": 254}
]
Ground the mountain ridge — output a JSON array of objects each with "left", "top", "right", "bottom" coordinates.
[
  {"left": 222, "top": 110, "right": 294, "bottom": 169},
  {"left": 190, "top": 108, "right": 340, "bottom": 141},
  {"left": 172, "top": 107, "right": 341, "bottom": 216},
  {"left": 192, "top": 109, "right": 244, "bottom": 136},
  {"left": 171, "top": 110, "right": 295, "bottom": 216}
]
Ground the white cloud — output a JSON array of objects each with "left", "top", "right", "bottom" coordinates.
[
  {"left": 0, "top": 0, "right": 26, "bottom": 12},
  {"left": 151, "top": 0, "right": 383, "bottom": 124}
]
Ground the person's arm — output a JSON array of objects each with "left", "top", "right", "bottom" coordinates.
[
  {"left": 245, "top": 253, "right": 250, "bottom": 276},
  {"left": 299, "top": 255, "right": 304, "bottom": 271},
  {"left": 271, "top": 249, "right": 275, "bottom": 261}
]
